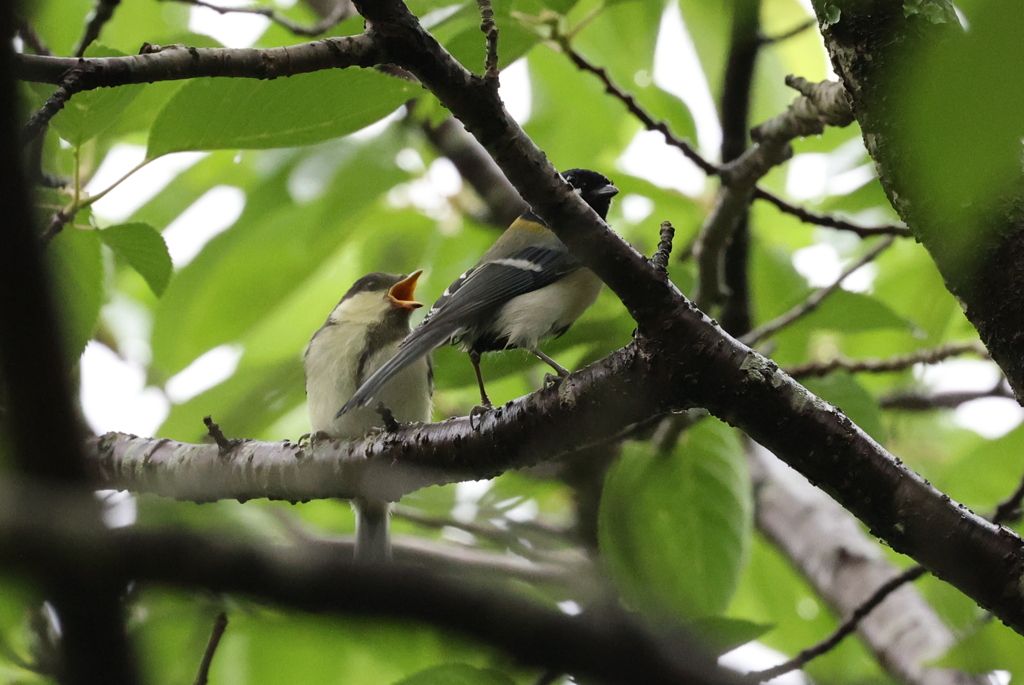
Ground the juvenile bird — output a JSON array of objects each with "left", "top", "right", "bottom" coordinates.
[
  {"left": 338, "top": 168, "right": 618, "bottom": 415},
  {"left": 304, "top": 270, "right": 433, "bottom": 561}
]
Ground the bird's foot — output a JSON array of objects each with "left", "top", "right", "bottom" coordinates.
[
  {"left": 543, "top": 372, "right": 566, "bottom": 388},
  {"left": 469, "top": 402, "right": 493, "bottom": 431}
]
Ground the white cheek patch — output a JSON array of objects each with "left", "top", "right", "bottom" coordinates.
[{"left": 491, "top": 258, "right": 544, "bottom": 272}]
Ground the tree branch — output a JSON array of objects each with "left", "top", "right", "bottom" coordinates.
[
  {"left": 74, "top": 0, "right": 122, "bottom": 57},
  {"left": 15, "top": 34, "right": 379, "bottom": 86},
  {"left": 0, "top": 480, "right": 740, "bottom": 685},
  {"left": 787, "top": 341, "right": 991, "bottom": 379},
  {"left": 551, "top": 40, "right": 909, "bottom": 239}
]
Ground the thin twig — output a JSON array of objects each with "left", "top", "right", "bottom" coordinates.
[
  {"left": 193, "top": 612, "right": 228, "bottom": 685},
  {"left": 753, "top": 189, "right": 911, "bottom": 237},
  {"left": 203, "top": 416, "right": 239, "bottom": 455},
  {"left": 741, "top": 236, "right": 895, "bottom": 346},
  {"left": 23, "top": 69, "right": 87, "bottom": 144},
  {"left": 557, "top": 42, "right": 716, "bottom": 175},
  {"left": 160, "top": 0, "right": 352, "bottom": 37},
  {"left": 880, "top": 384, "right": 1013, "bottom": 410},
  {"left": 556, "top": 42, "right": 910, "bottom": 238},
  {"left": 74, "top": 0, "right": 122, "bottom": 57},
  {"left": 745, "top": 565, "right": 928, "bottom": 682},
  {"left": 476, "top": 0, "right": 499, "bottom": 85},
  {"left": 16, "top": 18, "right": 53, "bottom": 56},
  {"left": 990, "top": 470, "right": 1024, "bottom": 526},
  {"left": 759, "top": 19, "right": 816, "bottom": 45},
  {"left": 786, "top": 341, "right": 990, "bottom": 379},
  {"left": 650, "top": 221, "right": 675, "bottom": 272}
]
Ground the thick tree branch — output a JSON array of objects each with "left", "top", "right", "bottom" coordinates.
[
  {"left": 15, "top": 35, "right": 379, "bottom": 86},
  {"left": 0, "top": 481, "right": 739, "bottom": 685},
  {"left": 346, "top": 0, "right": 1024, "bottom": 637}
]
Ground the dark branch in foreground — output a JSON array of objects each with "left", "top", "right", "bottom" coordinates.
[
  {"left": 0, "top": 3, "right": 138, "bottom": 680},
  {"left": 0, "top": 482, "right": 740, "bottom": 685}
]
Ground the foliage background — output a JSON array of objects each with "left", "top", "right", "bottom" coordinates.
[{"left": 5, "top": 0, "right": 1024, "bottom": 682}]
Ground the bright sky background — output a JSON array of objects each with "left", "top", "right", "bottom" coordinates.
[{"left": 74, "top": 3, "right": 1022, "bottom": 674}]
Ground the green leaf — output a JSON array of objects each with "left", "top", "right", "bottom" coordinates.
[
  {"left": 801, "top": 373, "right": 886, "bottom": 442},
  {"left": 148, "top": 69, "right": 415, "bottom": 156},
  {"left": 901, "top": 0, "right": 1024, "bottom": 268},
  {"left": 804, "top": 289, "right": 913, "bottom": 334},
  {"left": 690, "top": 616, "right": 772, "bottom": 656},
  {"left": 48, "top": 46, "right": 145, "bottom": 147},
  {"left": 599, "top": 419, "right": 752, "bottom": 618},
  {"left": 98, "top": 223, "right": 173, "bottom": 296},
  {"left": 46, "top": 227, "right": 103, "bottom": 364},
  {"left": 935, "top": 618, "right": 1024, "bottom": 673},
  {"left": 393, "top": 664, "right": 517, "bottom": 685}
]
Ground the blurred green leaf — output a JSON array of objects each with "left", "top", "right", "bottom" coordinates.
[
  {"left": 99, "top": 223, "right": 172, "bottom": 296},
  {"left": 804, "top": 290, "right": 912, "bottom": 334},
  {"left": 599, "top": 419, "right": 752, "bottom": 618},
  {"left": 901, "top": 0, "right": 1024, "bottom": 266},
  {"left": 935, "top": 618, "right": 1024, "bottom": 673},
  {"left": 394, "top": 664, "right": 517, "bottom": 685},
  {"left": 690, "top": 616, "right": 772, "bottom": 656},
  {"left": 148, "top": 70, "right": 415, "bottom": 156},
  {"left": 158, "top": 358, "right": 302, "bottom": 443},
  {"left": 151, "top": 130, "right": 407, "bottom": 375},
  {"left": 46, "top": 227, "right": 103, "bottom": 364}
]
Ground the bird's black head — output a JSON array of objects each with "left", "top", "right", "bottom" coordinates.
[{"left": 562, "top": 168, "right": 619, "bottom": 219}]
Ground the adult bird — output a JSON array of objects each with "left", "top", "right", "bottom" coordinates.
[
  {"left": 338, "top": 168, "right": 617, "bottom": 415},
  {"left": 304, "top": 270, "right": 433, "bottom": 561}
]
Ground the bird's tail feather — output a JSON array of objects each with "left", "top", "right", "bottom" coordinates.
[{"left": 338, "top": 324, "right": 453, "bottom": 416}]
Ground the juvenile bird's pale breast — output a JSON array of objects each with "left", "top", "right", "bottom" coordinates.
[{"left": 305, "top": 313, "right": 431, "bottom": 439}]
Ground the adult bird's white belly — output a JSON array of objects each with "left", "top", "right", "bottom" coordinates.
[{"left": 493, "top": 268, "right": 603, "bottom": 349}]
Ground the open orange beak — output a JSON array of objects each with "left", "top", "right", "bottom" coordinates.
[{"left": 388, "top": 270, "right": 424, "bottom": 310}]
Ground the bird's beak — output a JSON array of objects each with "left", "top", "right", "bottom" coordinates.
[
  {"left": 388, "top": 270, "right": 424, "bottom": 309},
  {"left": 597, "top": 184, "right": 620, "bottom": 198}
]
